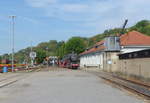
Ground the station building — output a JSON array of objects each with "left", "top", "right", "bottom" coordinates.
[{"left": 80, "top": 31, "right": 150, "bottom": 70}]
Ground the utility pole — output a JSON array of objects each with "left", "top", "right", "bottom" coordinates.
[
  {"left": 30, "top": 41, "right": 34, "bottom": 66},
  {"left": 29, "top": 41, "right": 36, "bottom": 67},
  {"left": 46, "top": 47, "right": 49, "bottom": 68},
  {"left": 9, "top": 15, "right": 16, "bottom": 72}
]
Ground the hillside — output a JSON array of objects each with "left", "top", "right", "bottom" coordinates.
[
  {"left": 88, "top": 20, "right": 150, "bottom": 46},
  {"left": 1, "top": 20, "right": 150, "bottom": 63}
]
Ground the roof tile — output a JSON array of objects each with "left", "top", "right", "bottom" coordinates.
[{"left": 120, "top": 31, "right": 150, "bottom": 46}]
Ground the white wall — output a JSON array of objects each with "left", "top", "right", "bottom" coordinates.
[{"left": 80, "top": 53, "right": 103, "bottom": 69}]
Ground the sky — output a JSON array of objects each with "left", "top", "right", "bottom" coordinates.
[{"left": 0, "top": 0, "right": 150, "bottom": 54}]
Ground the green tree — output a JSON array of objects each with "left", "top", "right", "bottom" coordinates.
[
  {"left": 130, "top": 20, "right": 150, "bottom": 35},
  {"left": 35, "top": 49, "right": 46, "bottom": 63},
  {"left": 36, "top": 40, "right": 58, "bottom": 56},
  {"left": 65, "top": 37, "right": 86, "bottom": 54},
  {"left": 0, "top": 56, "right": 2, "bottom": 63},
  {"left": 56, "top": 42, "right": 66, "bottom": 59},
  {"left": 142, "top": 25, "right": 150, "bottom": 36}
]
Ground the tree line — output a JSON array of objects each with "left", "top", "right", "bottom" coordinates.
[{"left": 1, "top": 20, "right": 150, "bottom": 64}]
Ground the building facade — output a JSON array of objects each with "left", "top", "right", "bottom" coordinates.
[{"left": 80, "top": 31, "right": 150, "bottom": 69}]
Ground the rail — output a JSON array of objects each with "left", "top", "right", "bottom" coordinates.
[{"left": 90, "top": 71, "right": 150, "bottom": 99}]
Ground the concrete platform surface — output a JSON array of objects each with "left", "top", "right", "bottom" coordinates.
[{"left": 0, "top": 69, "right": 146, "bottom": 103}]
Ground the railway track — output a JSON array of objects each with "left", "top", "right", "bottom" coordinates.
[
  {"left": 0, "top": 74, "right": 21, "bottom": 82},
  {"left": 0, "top": 73, "right": 25, "bottom": 88},
  {"left": 89, "top": 71, "right": 150, "bottom": 100},
  {"left": 0, "top": 67, "right": 41, "bottom": 88},
  {"left": 112, "top": 74, "right": 150, "bottom": 89},
  {"left": 0, "top": 67, "right": 67, "bottom": 88}
]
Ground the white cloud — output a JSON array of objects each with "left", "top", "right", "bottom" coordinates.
[
  {"left": 26, "top": 0, "right": 57, "bottom": 7},
  {"left": 25, "top": 0, "right": 150, "bottom": 32},
  {"left": 19, "top": 16, "right": 39, "bottom": 24},
  {"left": 43, "top": 2, "right": 115, "bottom": 22},
  {"left": 61, "top": 4, "right": 89, "bottom": 13}
]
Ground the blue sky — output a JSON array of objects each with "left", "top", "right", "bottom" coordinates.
[{"left": 0, "top": 0, "right": 150, "bottom": 54}]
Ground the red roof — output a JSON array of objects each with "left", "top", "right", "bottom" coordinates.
[
  {"left": 80, "top": 45, "right": 105, "bottom": 55},
  {"left": 80, "top": 40, "right": 105, "bottom": 55},
  {"left": 94, "top": 40, "right": 104, "bottom": 46},
  {"left": 120, "top": 31, "right": 150, "bottom": 46},
  {"left": 80, "top": 31, "right": 150, "bottom": 55}
]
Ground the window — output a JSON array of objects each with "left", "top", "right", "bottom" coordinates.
[{"left": 109, "top": 37, "right": 115, "bottom": 48}]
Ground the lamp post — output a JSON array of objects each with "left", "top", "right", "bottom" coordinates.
[{"left": 9, "top": 15, "right": 16, "bottom": 72}]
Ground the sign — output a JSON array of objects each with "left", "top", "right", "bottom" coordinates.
[
  {"left": 107, "top": 60, "right": 112, "bottom": 64},
  {"left": 30, "top": 52, "right": 36, "bottom": 59},
  {"left": 49, "top": 56, "right": 57, "bottom": 59}
]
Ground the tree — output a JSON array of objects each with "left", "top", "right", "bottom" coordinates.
[
  {"left": 65, "top": 37, "right": 86, "bottom": 54},
  {"left": 142, "top": 25, "right": 150, "bottom": 36},
  {"left": 135, "top": 20, "right": 149, "bottom": 28},
  {"left": 35, "top": 48, "right": 46, "bottom": 64},
  {"left": 129, "top": 20, "right": 150, "bottom": 35},
  {"left": 0, "top": 56, "right": 2, "bottom": 63},
  {"left": 36, "top": 40, "right": 58, "bottom": 56},
  {"left": 56, "top": 42, "right": 66, "bottom": 59}
]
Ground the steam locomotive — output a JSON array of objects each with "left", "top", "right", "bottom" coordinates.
[{"left": 59, "top": 53, "right": 79, "bottom": 69}]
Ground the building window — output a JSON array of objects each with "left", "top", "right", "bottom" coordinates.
[
  {"left": 110, "top": 37, "right": 115, "bottom": 48},
  {"left": 133, "top": 53, "right": 137, "bottom": 58}
]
